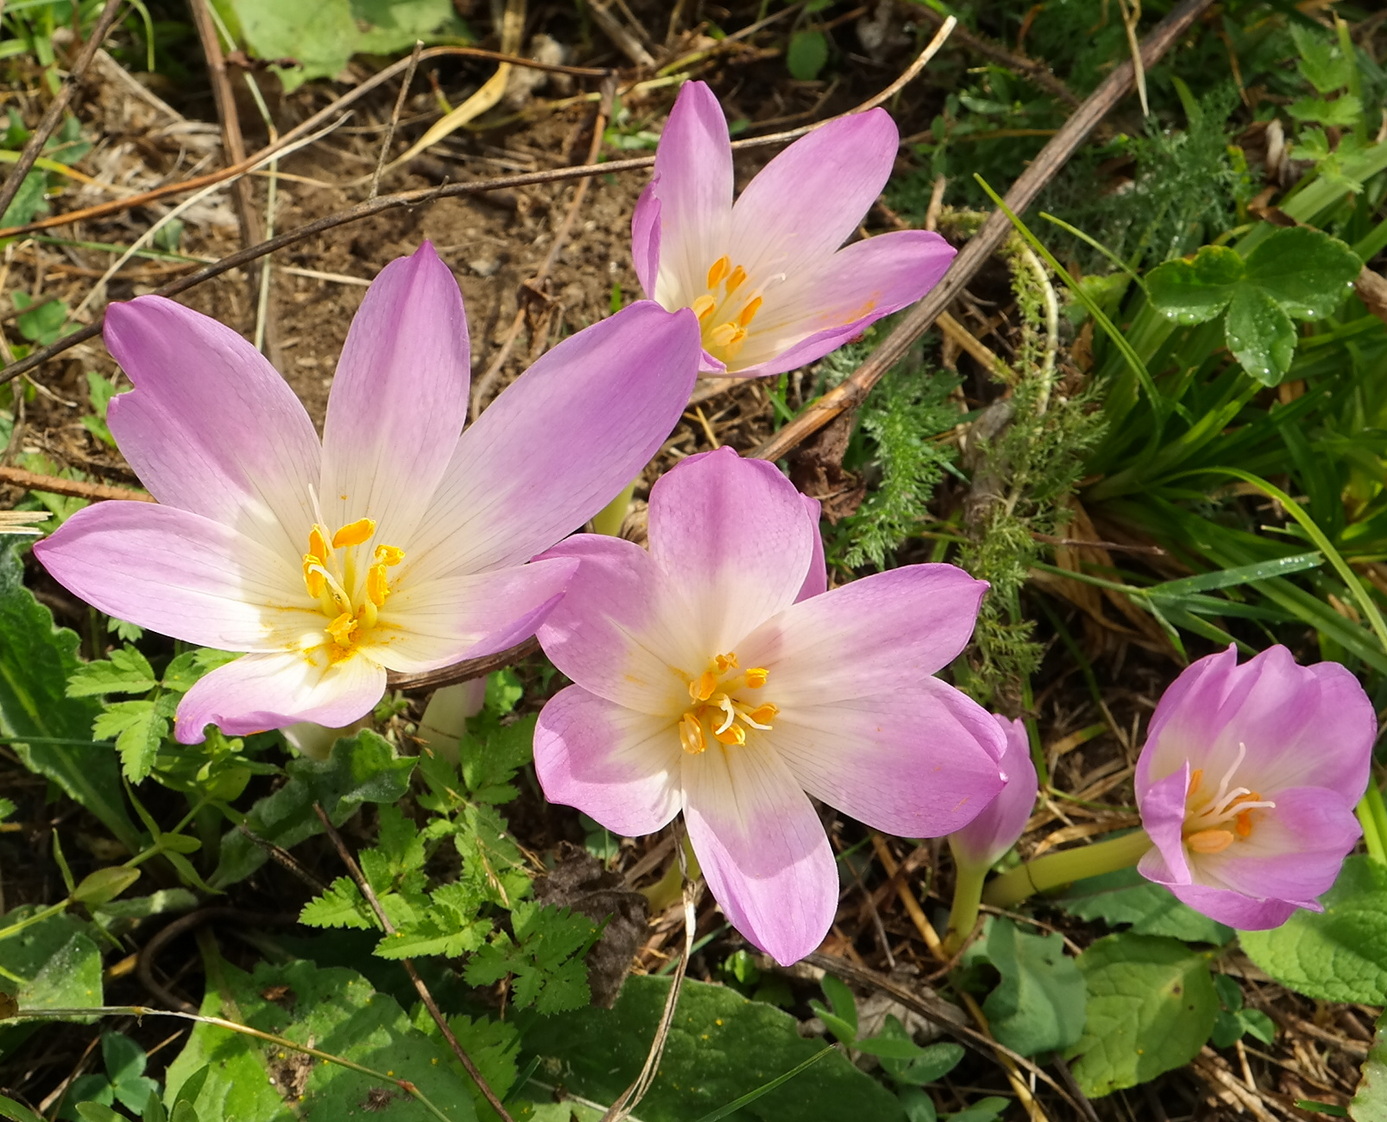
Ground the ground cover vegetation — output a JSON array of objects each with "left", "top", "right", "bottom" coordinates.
[{"left": 1, "top": 0, "right": 1386, "bottom": 1119}]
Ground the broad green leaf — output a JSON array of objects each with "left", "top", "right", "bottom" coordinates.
[
  {"left": 0, "top": 1093, "right": 46, "bottom": 1122},
  {"left": 521, "top": 976, "right": 907, "bottom": 1122},
  {"left": 978, "top": 918, "right": 1086, "bottom": 1056},
  {"left": 1066, "top": 933, "right": 1217, "bottom": 1097},
  {"left": 786, "top": 29, "right": 829, "bottom": 81},
  {"left": 71, "top": 868, "right": 141, "bottom": 909},
  {"left": 1239, "top": 855, "right": 1387, "bottom": 1004},
  {"left": 1056, "top": 867, "right": 1234, "bottom": 944},
  {"left": 1145, "top": 245, "right": 1243, "bottom": 325},
  {"left": 1224, "top": 286, "right": 1296, "bottom": 385},
  {"left": 0, "top": 540, "right": 141, "bottom": 852},
  {"left": 0, "top": 910, "right": 103, "bottom": 1019},
  {"left": 163, "top": 958, "right": 478, "bottom": 1120},
  {"left": 1242, "top": 226, "right": 1362, "bottom": 321},
  {"left": 1351, "top": 1009, "right": 1387, "bottom": 1121}
]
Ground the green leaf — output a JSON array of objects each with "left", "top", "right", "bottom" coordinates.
[
  {"left": 1066, "top": 933, "right": 1218, "bottom": 1097},
  {"left": 74, "top": 1105, "right": 121, "bottom": 1122},
  {"left": 1224, "top": 286, "right": 1296, "bottom": 385},
  {"left": 1291, "top": 24, "right": 1355, "bottom": 94},
  {"left": 92, "top": 699, "right": 168, "bottom": 783},
  {"left": 1288, "top": 95, "right": 1364, "bottom": 128},
  {"left": 102, "top": 1031, "right": 158, "bottom": 1113},
  {"left": 978, "top": 918, "right": 1086, "bottom": 1056},
  {"left": 163, "top": 958, "right": 479, "bottom": 1120},
  {"left": 0, "top": 540, "right": 141, "bottom": 852},
  {"left": 1056, "top": 867, "right": 1234, "bottom": 944},
  {"left": 0, "top": 1093, "right": 46, "bottom": 1122},
  {"left": 298, "top": 877, "right": 375, "bottom": 930},
  {"left": 71, "top": 867, "right": 141, "bottom": 909},
  {"left": 786, "top": 29, "right": 829, "bottom": 81},
  {"left": 66, "top": 647, "right": 158, "bottom": 697},
  {"left": 1145, "top": 245, "right": 1243, "bottom": 324},
  {"left": 522, "top": 976, "right": 907, "bottom": 1122},
  {"left": 464, "top": 902, "right": 594, "bottom": 1015},
  {"left": 1242, "top": 226, "right": 1362, "bottom": 321},
  {"left": 1351, "top": 1008, "right": 1387, "bottom": 1121},
  {"left": 413, "top": 1011, "right": 519, "bottom": 1122},
  {"left": 1239, "top": 855, "right": 1387, "bottom": 1004},
  {"left": 0, "top": 910, "right": 103, "bottom": 1018}
]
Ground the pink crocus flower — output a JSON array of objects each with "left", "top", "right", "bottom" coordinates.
[
  {"left": 1135, "top": 645, "right": 1375, "bottom": 930},
  {"left": 950, "top": 715, "right": 1038, "bottom": 870},
  {"left": 631, "top": 80, "right": 956, "bottom": 377},
  {"left": 532, "top": 447, "right": 1005, "bottom": 965},
  {"left": 35, "top": 243, "right": 700, "bottom": 744}
]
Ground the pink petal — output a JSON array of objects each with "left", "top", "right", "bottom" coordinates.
[
  {"left": 950, "top": 715, "right": 1038, "bottom": 867},
  {"left": 631, "top": 182, "right": 662, "bottom": 296},
  {"left": 729, "top": 110, "right": 898, "bottom": 282},
  {"left": 533, "top": 685, "right": 683, "bottom": 837},
  {"left": 682, "top": 744, "right": 837, "bottom": 966},
  {"left": 374, "top": 557, "right": 577, "bottom": 673},
  {"left": 535, "top": 535, "right": 706, "bottom": 715},
  {"left": 320, "top": 243, "right": 471, "bottom": 546},
  {"left": 407, "top": 302, "right": 701, "bottom": 580},
  {"left": 770, "top": 678, "right": 1006, "bottom": 838},
  {"left": 175, "top": 647, "right": 386, "bottom": 743},
  {"left": 33, "top": 501, "right": 310, "bottom": 652},
  {"left": 742, "top": 564, "right": 988, "bottom": 706},
  {"left": 648, "top": 81, "right": 734, "bottom": 308},
  {"left": 795, "top": 496, "right": 827, "bottom": 602},
  {"left": 730, "top": 231, "right": 957, "bottom": 377},
  {"left": 104, "top": 296, "right": 319, "bottom": 560},
  {"left": 1136, "top": 765, "right": 1195, "bottom": 887},
  {"left": 647, "top": 448, "right": 815, "bottom": 655},
  {"left": 1163, "top": 883, "right": 1298, "bottom": 931}
]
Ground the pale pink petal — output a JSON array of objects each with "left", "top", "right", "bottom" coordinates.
[
  {"left": 1136, "top": 765, "right": 1194, "bottom": 887},
  {"left": 770, "top": 678, "right": 1005, "bottom": 838},
  {"left": 682, "top": 744, "right": 837, "bottom": 966},
  {"left": 535, "top": 535, "right": 706, "bottom": 715},
  {"left": 648, "top": 81, "right": 734, "bottom": 308},
  {"left": 533, "top": 685, "right": 683, "bottom": 837},
  {"left": 646, "top": 448, "right": 815, "bottom": 654},
  {"left": 33, "top": 501, "right": 312, "bottom": 652},
  {"left": 372, "top": 558, "right": 576, "bottom": 673},
  {"left": 729, "top": 110, "right": 898, "bottom": 281},
  {"left": 795, "top": 496, "right": 827, "bottom": 602},
  {"left": 742, "top": 565, "right": 988, "bottom": 706},
  {"left": 408, "top": 302, "right": 701, "bottom": 580},
  {"left": 1163, "top": 883, "right": 1297, "bottom": 930},
  {"left": 631, "top": 182, "right": 662, "bottom": 296},
  {"left": 950, "top": 715, "right": 1038, "bottom": 867},
  {"left": 175, "top": 647, "right": 385, "bottom": 743},
  {"left": 104, "top": 297, "right": 319, "bottom": 559},
  {"left": 730, "top": 231, "right": 956, "bottom": 377},
  {"left": 319, "top": 243, "right": 470, "bottom": 546}
]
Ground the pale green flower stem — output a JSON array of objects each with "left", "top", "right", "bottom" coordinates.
[
  {"left": 591, "top": 478, "right": 639, "bottom": 538},
  {"left": 941, "top": 849, "right": 989, "bottom": 959},
  {"left": 981, "top": 829, "right": 1154, "bottom": 911}
]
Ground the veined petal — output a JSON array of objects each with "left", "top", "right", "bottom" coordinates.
[
  {"left": 33, "top": 501, "right": 312, "bottom": 651},
  {"left": 647, "top": 448, "right": 815, "bottom": 654},
  {"left": 408, "top": 302, "right": 701, "bottom": 580},
  {"left": 631, "top": 181, "right": 662, "bottom": 296},
  {"left": 534, "top": 685, "right": 683, "bottom": 837},
  {"left": 795, "top": 495, "right": 827, "bottom": 602},
  {"left": 728, "top": 231, "right": 956, "bottom": 377},
  {"left": 104, "top": 297, "right": 319, "bottom": 559},
  {"left": 535, "top": 535, "right": 706, "bottom": 715},
  {"left": 743, "top": 565, "right": 988, "bottom": 706},
  {"left": 649, "top": 81, "right": 734, "bottom": 308},
  {"left": 729, "top": 109, "right": 898, "bottom": 282},
  {"left": 1136, "top": 765, "right": 1194, "bottom": 888},
  {"left": 682, "top": 744, "right": 838, "bottom": 966},
  {"left": 320, "top": 243, "right": 471, "bottom": 546},
  {"left": 770, "top": 678, "right": 1006, "bottom": 837},
  {"left": 1164, "top": 883, "right": 1298, "bottom": 931},
  {"left": 175, "top": 647, "right": 386, "bottom": 743},
  {"left": 376, "top": 557, "right": 577, "bottom": 673},
  {"left": 950, "top": 715, "right": 1038, "bottom": 867}
]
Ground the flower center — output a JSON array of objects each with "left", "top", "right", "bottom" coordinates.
[
  {"left": 689, "top": 255, "right": 764, "bottom": 364},
  {"left": 677, "top": 650, "right": 778, "bottom": 754},
  {"left": 1181, "top": 743, "right": 1276, "bottom": 855},
  {"left": 301, "top": 517, "right": 405, "bottom": 661}
]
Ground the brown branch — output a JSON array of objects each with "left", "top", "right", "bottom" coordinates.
[
  {"left": 751, "top": 0, "right": 1218, "bottom": 464},
  {"left": 385, "top": 637, "right": 539, "bottom": 691},
  {"left": 0, "top": 0, "right": 126, "bottom": 220},
  {"left": 0, "top": 465, "right": 151, "bottom": 502}
]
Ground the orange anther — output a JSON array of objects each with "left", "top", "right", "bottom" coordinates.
[
  {"left": 714, "top": 652, "right": 739, "bottom": 672},
  {"left": 713, "top": 723, "right": 746, "bottom": 747},
  {"left": 1185, "top": 828, "right": 1234, "bottom": 854},
  {"left": 744, "top": 667, "right": 769, "bottom": 689},
  {"left": 679, "top": 712, "right": 706, "bottom": 755},
  {"left": 375, "top": 544, "right": 405, "bottom": 566},
  {"left": 691, "top": 294, "right": 717, "bottom": 323},
  {"left": 744, "top": 703, "right": 778, "bottom": 727},
  {"left": 689, "top": 671, "right": 718, "bottom": 703},
  {"left": 1186, "top": 768, "right": 1203, "bottom": 799},
  {"left": 308, "top": 525, "right": 329, "bottom": 562},
  {"left": 724, "top": 265, "right": 747, "bottom": 294},
  {"left": 706, "top": 255, "right": 731, "bottom": 289},
  {"left": 332, "top": 517, "right": 376, "bottom": 549},
  {"left": 737, "top": 296, "right": 763, "bottom": 327},
  {"left": 1234, "top": 810, "right": 1255, "bottom": 837},
  {"left": 303, "top": 557, "right": 325, "bottom": 600},
  {"left": 367, "top": 562, "right": 391, "bottom": 607},
  {"left": 327, "top": 611, "right": 359, "bottom": 647}
]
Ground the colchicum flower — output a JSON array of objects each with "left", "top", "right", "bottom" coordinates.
[
  {"left": 36, "top": 244, "right": 700, "bottom": 743},
  {"left": 532, "top": 447, "right": 1005, "bottom": 965},
  {"left": 632, "top": 80, "right": 956, "bottom": 377},
  {"left": 950, "top": 715, "right": 1038, "bottom": 871},
  {"left": 1135, "top": 645, "right": 1374, "bottom": 929}
]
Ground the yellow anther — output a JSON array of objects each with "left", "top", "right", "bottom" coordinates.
[
  {"left": 367, "top": 562, "right": 391, "bottom": 607},
  {"left": 737, "top": 296, "right": 763, "bottom": 328},
  {"left": 689, "top": 671, "right": 719, "bottom": 703},
  {"left": 679, "top": 712, "right": 707, "bottom": 755},
  {"left": 332, "top": 517, "right": 376, "bottom": 549},
  {"left": 714, "top": 724, "right": 746, "bottom": 747},
  {"left": 326, "top": 611, "right": 359, "bottom": 647},
  {"left": 744, "top": 667, "right": 769, "bottom": 689},
  {"left": 1187, "top": 768, "right": 1203, "bottom": 798},
  {"left": 375, "top": 544, "right": 405, "bottom": 567},
  {"left": 1234, "top": 810, "right": 1255, "bottom": 838},
  {"left": 709, "top": 322, "right": 746, "bottom": 350},
  {"left": 706, "top": 255, "right": 731, "bottom": 289},
  {"left": 303, "top": 557, "right": 326, "bottom": 600},
  {"left": 724, "top": 265, "right": 747, "bottom": 294},
  {"left": 691, "top": 294, "right": 717, "bottom": 323},
  {"left": 744, "top": 703, "right": 778, "bottom": 727},
  {"left": 714, "top": 652, "right": 739, "bottom": 673},
  {"left": 1185, "top": 828, "right": 1234, "bottom": 854},
  {"left": 308, "top": 525, "right": 329, "bottom": 562}
]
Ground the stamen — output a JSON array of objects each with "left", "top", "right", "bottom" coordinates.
[
  {"left": 714, "top": 724, "right": 746, "bottom": 747},
  {"left": 679, "top": 713, "right": 706, "bottom": 755},
  {"left": 743, "top": 703, "right": 778, "bottom": 729},
  {"left": 691, "top": 294, "right": 717, "bottom": 323},
  {"left": 332, "top": 517, "right": 376, "bottom": 548},
  {"left": 327, "top": 611, "right": 359, "bottom": 647},
  {"left": 737, "top": 296, "right": 763, "bottom": 327},
  {"left": 706, "top": 256, "right": 731, "bottom": 289},
  {"left": 1187, "top": 768, "right": 1203, "bottom": 798},
  {"left": 709, "top": 322, "right": 747, "bottom": 350},
  {"left": 690, "top": 671, "right": 719, "bottom": 703},
  {"left": 375, "top": 544, "right": 405, "bottom": 567},
  {"left": 1186, "top": 828, "right": 1234, "bottom": 854},
  {"left": 713, "top": 696, "right": 737, "bottom": 736},
  {"left": 744, "top": 667, "right": 769, "bottom": 689},
  {"left": 714, "top": 653, "right": 738, "bottom": 672},
  {"left": 367, "top": 562, "right": 391, "bottom": 607},
  {"left": 303, "top": 556, "right": 325, "bottom": 599},
  {"left": 724, "top": 266, "right": 747, "bottom": 294},
  {"left": 308, "top": 525, "right": 330, "bottom": 562}
]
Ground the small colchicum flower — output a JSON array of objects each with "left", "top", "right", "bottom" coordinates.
[
  {"left": 1135, "top": 645, "right": 1374, "bottom": 929},
  {"left": 532, "top": 447, "right": 1005, "bottom": 965},
  {"left": 950, "top": 714, "right": 1038, "bottom": 871},
  {"left": 632, "top": 80, "right": 956, "bottom": 377},
  {"left": 36, "top": 243, "right": 700, "bottom": 743}
]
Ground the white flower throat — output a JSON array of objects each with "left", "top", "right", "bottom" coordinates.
[
  {"left": 1182, "top": 743, "right": 1277, "bottom": 855},
  {"left": 678, "top": 650, "right": 779, "bottom": 754},
  {"left": 300, "top": 516, "right": 405, "bottom": 660}
]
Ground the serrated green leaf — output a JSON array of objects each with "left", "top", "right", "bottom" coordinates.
[
  {"left": 1290, "top": 25, "right": 1355, "bottom": 94},
  {"left": 978, "top": 917, "right": 1086, "bottom": 1056},
  {"left": 66, "top": 647, "right": 158, "bottom": 697},
  {"left": 1146, "top": 245, "right": 1243, "bottom": 324},
  {"left": 1351, "top": 1008, "right": 1387, "bottom": 1121},
  {"left": 1239, "top": 855, "right": 1387, "bottom": 1004},
  {"left": 1225, "top": 285, "right": 1296, "bottom": 384},
  {"left": 299, "top": 877, "right": 374, "bottom": 930},
  {"left": 465, "top": 902, "right": 595, "bottom": 1015},
  {"left": 412, "top": 1011, "right": 519, "bottom": 1120},
  {"left": 1288, "top": 95, "right": 1364, "bottom": 128},
  {"left": 1056, "top": 866, "right": 1234, "bottom": 943},
  {"left": 1066, "top": 933, "right": 1218, "bottom": 1097},
  {"left": 92, "top": 699, "right": 168, "bottom": 782},
  {"left": 522, "top": 976, "right": 907, "bottom": 1122},
  {"left": 786, "top": 29, "right": 829, "bottom": 81}
]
